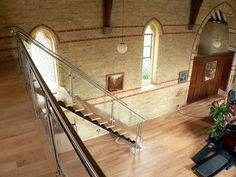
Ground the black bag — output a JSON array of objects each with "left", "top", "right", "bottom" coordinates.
[{"left": 227, "top": 89, "right": 236, "bottom": 105}]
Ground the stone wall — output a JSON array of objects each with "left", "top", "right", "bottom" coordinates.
[
  {"left": 0, "top": 0, "right": 236, "bottom": 120},
  {"left": 198, "top": 22, "right": 229, "bottom": 55}
]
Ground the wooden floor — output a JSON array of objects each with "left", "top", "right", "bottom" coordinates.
[
  {"left": 1, "top": 60, "right": 236, "bottom": 177},
  {"left": 0, "top": 61, "right": 55, "bottom": 177},
  {"left": 83, "top": 97, "right": 236, "bottom": 177}
]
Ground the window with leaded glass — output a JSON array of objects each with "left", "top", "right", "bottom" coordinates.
[
  {"left": 31, "top": 31, "right": 57, "bottom": 83},
  {"left": 141, "top": 26, "right": 154, "bottom": 85}
]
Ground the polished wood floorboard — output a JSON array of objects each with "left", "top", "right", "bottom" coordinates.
[
  {"left": 1, "top": 61, "right": 236, "bottom": 177},
  {"left": 81, "top": 97, "right": 236, "bottom": 177},
  {"left": 0, "top": 61, "right": 55, "bottom": 177}
]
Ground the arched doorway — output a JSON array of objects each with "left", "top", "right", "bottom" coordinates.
[{"left": 187, "top": 7, "right": 235, "bottom": 103}]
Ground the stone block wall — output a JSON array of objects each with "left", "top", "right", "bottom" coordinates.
[{"left": 0, "top": 0, "right": 236, "bottom": 120}]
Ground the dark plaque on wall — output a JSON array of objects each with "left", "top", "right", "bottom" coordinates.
[
  {"left": 106, "top": 72, "right": 124, "bottom": 92},
  {"left": 178, "top": 70, "right": 189, "bottom": 84}
]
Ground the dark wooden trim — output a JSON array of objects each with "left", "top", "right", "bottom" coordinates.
[
  {"left": 103, "top": 0, "right": 113, "bottom": 33},
  {"left": 0, "top": 47, "right": 17, "bottom": 52},
  {"left": 0, "top": 35, "right": 15, "bottom": 40},
  {"left": 193, "top": 51, "right": 235, "bottom": 60},
  {"left": 189, "top": 0, "right": 203, "bottom": 30}
]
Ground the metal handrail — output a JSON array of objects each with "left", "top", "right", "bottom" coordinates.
[
  {"left": 18, "top": 35, "right": 106, "bottom": 177},
  {"left": 12, "top": 26, "right": 145, "bottom": 121}
]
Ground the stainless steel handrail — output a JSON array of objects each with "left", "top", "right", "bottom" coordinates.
[
  {"left": 18, "top": 35, "right": 106, "bottom": 177},
  {"left": 12, "top": 26, "right": 145, "bottom": 121}
]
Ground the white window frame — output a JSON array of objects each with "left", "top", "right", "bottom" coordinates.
[{"left": 141, "top": 26, "right": 155, "bottom": 86}]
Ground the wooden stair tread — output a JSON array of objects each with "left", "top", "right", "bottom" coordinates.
[
  {"left": 66, "top": 103, "right": 76, "bottom": 107},
  {"left": 63, "top": 109, "right": 69, "bottom": 113},
  {"left": 73, "top": 104, "right": 85, "bottom": 112},
  {"left": 57, "top": 97, "right": 134, "bottom": 143},
  {"left": 97, "top": 119, "right": 108, "bottom": 125},
  {"left": 120, "top": 132, "right": 128, "bottom": 135},
  {"left": 89, "top": 114, "right": 101, "bottom": 121},
  {"left": 112, "top": 127, "right": 121, "bottom": 132},
  {"left": 80, "top": 110, "right": 93, "bottom": 116},
  {"left": 105, "top": 124, "right": 115, "bottom": 129}
]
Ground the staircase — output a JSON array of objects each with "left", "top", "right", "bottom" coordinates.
[
  {"left": 33, "top": 81, "right": 136, "bottom": 144},
  {"left": 17, "top": 27, "right": 144, "bottom": 154},
  {"left": 58, "top": 99, "right": 135, "bottom": 144}
]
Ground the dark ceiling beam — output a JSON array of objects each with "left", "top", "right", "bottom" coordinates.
[
  {"left": 188, "top": 0, "right": 203, "bottom": 30},
  {"left": 103, "top": 0, "right": 113, "bottom": 34}
]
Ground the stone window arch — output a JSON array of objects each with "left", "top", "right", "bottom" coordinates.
[
  {"left": 141, "top": 19, "right": 161, "bottom": 85},
  {"left": 30, "top": 26, "right": 58, "bottom": 83}
]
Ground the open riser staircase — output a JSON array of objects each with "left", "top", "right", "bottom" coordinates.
[
  {"left": 33, "top": 81, "right": 136, "bottom": 144},
  {"left": 57, "top": 99, "right": 135, "bottom": 144},
  {"left": 16, "top": 26, "right": 144, "bottom": 155}
]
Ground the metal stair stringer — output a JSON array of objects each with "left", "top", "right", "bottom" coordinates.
[{"left": 57, "top": 99, "right": 136, "bottom": 144}]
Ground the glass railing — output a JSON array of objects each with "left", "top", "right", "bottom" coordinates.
[
  {"left": 15, "top": 26, "right": 145, "bottom": 153},
  {"left": 17, "top": 35, "right": 106, "bottom": 177}
]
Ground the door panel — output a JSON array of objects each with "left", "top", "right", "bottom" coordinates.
[
  {"left": 187, "top": 52, "right": 234, "bottom": 104},
  {"left": 220, "top": 58, "right": 233, "bottom": 90}
]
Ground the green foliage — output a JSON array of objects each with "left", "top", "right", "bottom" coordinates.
[
  {"left": 142, "top": 73, "right": 149, "bottom": 80},
  {"left": 209, "top": 103, "right": 229, "bottom": 138}
]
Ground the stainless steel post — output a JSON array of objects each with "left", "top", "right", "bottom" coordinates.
[
  {"left": 110, "top": 100, "right": 115, "bottom": 124},
  {"left": 23, "top": 55, "right": 31, "bottom": 89},
  {"left": 69, "top": 71, "right": 75, "bottom": 102},
  {"left": 28, "top": 67, "right": 40, "bottom": 119},
  {"left": 45, "top": 98, "right": 64, "bottom": 176},
  {"left": 17, "top": 39, "right": 23, "bottom": 72},
  {"left": 132, "top": 122, "right": 142, "bottom": 154}
]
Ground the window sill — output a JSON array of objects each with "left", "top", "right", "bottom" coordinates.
[{"left": 140, "top": 83, "right": 156, "bottom": 92}]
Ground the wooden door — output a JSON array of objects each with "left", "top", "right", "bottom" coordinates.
[{"left": 187, "top": 52, "right": 234, "bottom": 104}]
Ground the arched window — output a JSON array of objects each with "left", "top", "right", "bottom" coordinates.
[
  {"left": 141, "top": 23, "right": 159, "bottom": 85},
  {"left": 30, "top": 27, "right": 57, "bottom": 83}
]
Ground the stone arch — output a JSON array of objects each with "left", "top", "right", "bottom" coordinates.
[
  {"left": 143, "top": 18, "right": 163, "bottom": 35},
  {"left": 141, "top": 18, "right": 163, "bottom": 84},
  {"left": 188, "top": 1, "right": 236, "bottom": 78},
  {"left": 29, "top": 24, "right": 59, "bottom": 83},
  {"left": 30, "top": 24, "right": 59, "bottom": 47},
  {"left": 191, "top": 2, "right": 235, "bottom": 58}
]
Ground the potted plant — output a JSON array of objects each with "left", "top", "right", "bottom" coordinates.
[{"left": 209, "top": 101, "right": 230, "bottom": 139}]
